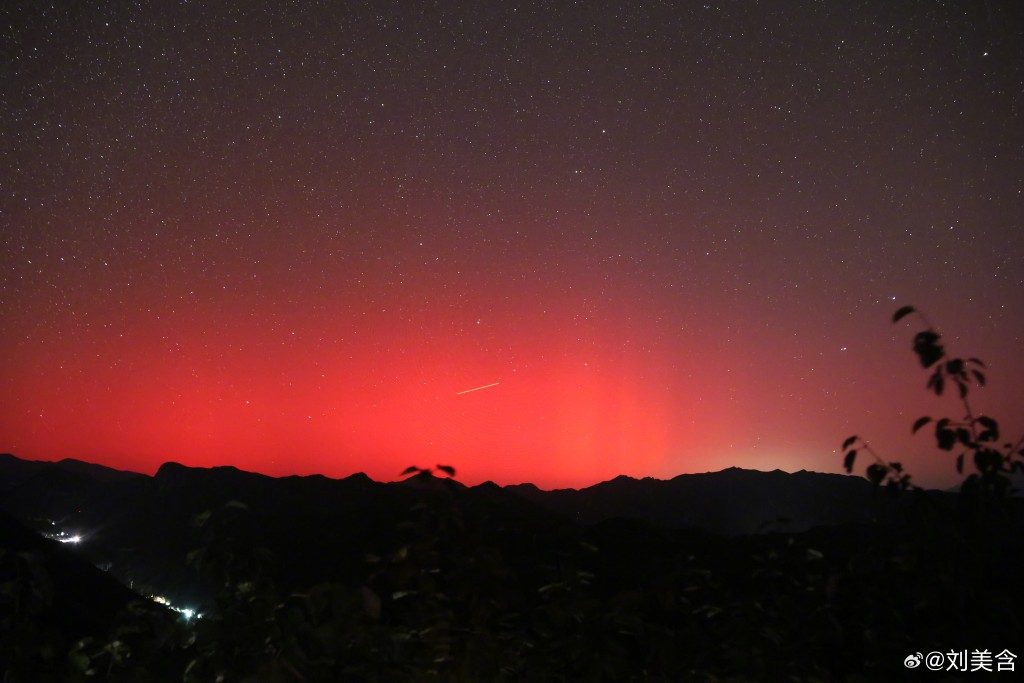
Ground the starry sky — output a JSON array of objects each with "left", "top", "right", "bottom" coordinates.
[{"left": 3, "top": 0, "right": 1022, "bottom": 489}]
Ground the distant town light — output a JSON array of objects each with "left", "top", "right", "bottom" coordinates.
[
  {"left": 150, "top": 595, "right": 200, "bottom": 620},
  {"left": 45, "top": 528, "right": 83, "bottom": 544}
]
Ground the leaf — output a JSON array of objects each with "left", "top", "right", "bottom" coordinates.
[
  {"left": 842, "top": 435, "right": 858, "bottom": 451},
  {"left": 892, "top": 305, "right": 916, "bottom": 323},
  {"left": 974, "top": 430, "right": 999, "bottom": 446},
  {"left": 435, "top": 464, "right": 456, "bottom": 477},
  {"left": 972, "top": 369, "right": 986, "bottom": 386},
  {"left": 913, "top": 331, "right": 945, "bottom": 368},
  {"left": 956, "top": 453, "right": 964, "bottom": 474},
  {"left": 70, "top": 649, "right": 91, "bottom": 673},
  {"left": 400, "top": 466, "right": 421, "bottom": 476},
  {"left": 866, "top": 463, "right": 887, "bottom": 485},
  {"left": 974, "top": 449, "right": 1002, "bottom": 473},
  {"left": 843, "top": 450, "right": 857, "bottom": 473},
  {"left": 890, "top": 462, "right": 902, "bottom": 473},
  {"left": 976, "top": 415, "right": 997, "bottom": 429},
  {"left": 936, "top": 426, "right": 957, "bottom": 451},
  {"left": 911, "top": 416, "right": 932, "bottom": 434},
  {"left": 967, "top": 357, "right": 986, "bottom": 367}
]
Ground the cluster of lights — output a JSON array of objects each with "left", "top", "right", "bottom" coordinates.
[
  {"left": 150, "top": 595, "right": 200, "bottom": 620},
  {"left": 43, "top": 520, "right": 199, "bottom": 621},
  {"left": 44, "top": 529, "right": 82, "bottom": 544}
]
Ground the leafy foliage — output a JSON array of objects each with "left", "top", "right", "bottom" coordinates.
[{"left": 843, "top": 305, "right": 1023, "bottom": 499}]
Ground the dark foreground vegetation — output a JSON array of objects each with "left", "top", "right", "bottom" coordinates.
[{"left": 2, "top": 308, "right": 1022, "bottom": 682}]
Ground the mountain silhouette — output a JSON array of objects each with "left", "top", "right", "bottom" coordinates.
[
  {"left": 0, "top": 452, "right": 930, "bottom": 601},
  {"left": 2, "top": 453, "right": 1019, "bottom": 682},
  {"left": 507, "top": 466, "right": 904, "bottom": 534},
  {"left": 2, "top": 453, "right": 912, "bottom": 538}
]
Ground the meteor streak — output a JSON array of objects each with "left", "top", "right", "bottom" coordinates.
[{"left": 455, "top": 382, "right": 500, "bottom": 395}]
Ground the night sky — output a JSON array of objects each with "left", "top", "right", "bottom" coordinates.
[{"left": 3, "top": 1, "right": 1022, "bottom": 489}]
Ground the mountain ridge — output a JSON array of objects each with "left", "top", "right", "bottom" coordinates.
[
  {"left": 1, "top": 452, "right": 892, "bottom": 492},
  {"left": 0, "top": 452, "right": 918, "bottom": 539}
]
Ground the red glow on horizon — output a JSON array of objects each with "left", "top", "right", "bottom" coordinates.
[
  {"left": 3, "top": 267, "right": 1021, "bottom": 491},
  {"left": 4, "top": 255, "right": 1023, "bottom": 492},
  {"left": 4, "top": 1, "right": 1023, "bottom": 490}
]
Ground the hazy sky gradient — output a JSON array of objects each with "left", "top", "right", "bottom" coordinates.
[{"left": 3, "top": 0, "right": 1022, "bottom": 488}]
